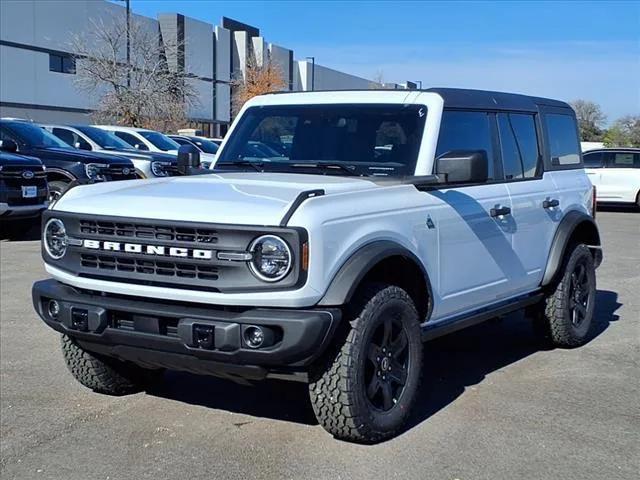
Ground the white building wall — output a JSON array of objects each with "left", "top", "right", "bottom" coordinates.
[
  {"left": 232, "top": 31, "right": 248, "bottom": 81},
  {"left": 295, "top": 60, "right": 378, "bottom": 91},
  {"left": 269, "top": 44, "right": 293, "bottom": 90}
]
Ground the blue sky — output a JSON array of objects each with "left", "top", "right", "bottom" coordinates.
[{"left": 128, "top": 0, "right": 639, "bottom": 121}]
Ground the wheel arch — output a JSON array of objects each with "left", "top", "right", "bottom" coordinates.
[
  {"left": 46, "top": 168, "right": 76, "bottom": 183},
  {"left": 542, "top": 210, "right": 601, "bottom": 287},
  {"left": 317, "top": 241, "right": 433, "bottom": 320}
]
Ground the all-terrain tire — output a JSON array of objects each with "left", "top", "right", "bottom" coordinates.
[
  {"left": 61, "top": 334, "right": 163, "bottom": 395},
  {"left": 541, "top": 244, "right": 597, "bottom": 348},
  {"left": 309, "top": 284, "right": 423, "bottom": 443}
]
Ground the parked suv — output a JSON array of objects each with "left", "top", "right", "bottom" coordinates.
[
  {"left": 0, "top": 119, "right": 136, "bottom": 201},
  {"left": 43, "top": 124, "right": 180, "bottom": 179},
  {"left": 0, "top": 146, "right": 48, "bottom": 234},
  {"left": 583, "top": 148, "right": 640, "bottom": 208},
  {"left": 32, "top": 89, "right": 602, "bottom": 442},
  {"left": 167, "top": 135, "right": 218, "bottom": 168},
  {"left": 96, "top": 126, "right": 180, "bottom": 155}
]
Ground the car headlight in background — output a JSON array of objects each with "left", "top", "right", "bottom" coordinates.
[
  {"left": 150, "top": 161, "right": 171, "bottom": 177},
  {"left": 248, "top": 235, "right": 292, "bottom": 282},
  {"left": 44, "top": 218, "right": 67, "bottom": 259},
  {"left": 85, "top": 163, "right": 107, "bottom": 181}
]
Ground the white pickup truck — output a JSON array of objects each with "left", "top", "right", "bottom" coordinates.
[{"left": 32, "top": 88, "right": 602, "bottom": 442}]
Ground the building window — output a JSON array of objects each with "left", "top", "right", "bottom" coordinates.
[{"left": 49, "top": 53, "right": 75, "bottom": 74}]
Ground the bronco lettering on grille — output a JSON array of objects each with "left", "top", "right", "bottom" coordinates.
[{"left": 81, "top": 239, "right": 213, "bottom": 259}]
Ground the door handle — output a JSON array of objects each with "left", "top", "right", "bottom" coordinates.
[
  {"left": 543, "top": 199, "right": 560, "bottom": 209},
  {"left": 490, "top": 205, "right": 511, "bottom": 217}
]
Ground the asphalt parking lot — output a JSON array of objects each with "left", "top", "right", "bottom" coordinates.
[{"left": 0, "top": 209, "right": 638, "bottom": 480}]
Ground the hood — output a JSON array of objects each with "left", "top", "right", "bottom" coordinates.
[
  {"left": 29, "top": 147, "right": 134, "bottom": 165},
  {"left": 96, "top": 148, "right": 177, "bottom": 163},
  {"left": 53, "top": 172, "right": 379, "bottom": 225},
  {"left": 0, "top": 152, "right": 43, "bottom": 167}
]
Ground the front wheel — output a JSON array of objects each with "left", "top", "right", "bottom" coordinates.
[
  {"left": 309, "top": 284, "right": 423, "bottom": 443},
  {"left": 541, "top": 244, "right": 597, "bottom": 348},
  {"left": 48, "top": 180, "right": 70, "bottom": 203}
]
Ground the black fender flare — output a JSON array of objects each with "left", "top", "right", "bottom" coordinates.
[
  {"left": 317, "top": 240, "right": 433, "bottom": 312},
  {"left": 542, "top": 210, "right": 601, "bottom": 286}
]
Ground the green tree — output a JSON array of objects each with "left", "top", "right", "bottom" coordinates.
[
  {"left": 570, "top": 100, "right": 607, "bottom": 142},
  {"left": 603, "top": 115, "right": 640, "bottom": 147}
]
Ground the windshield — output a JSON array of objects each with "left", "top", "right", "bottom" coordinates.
[
  {"left": 4, "top": 122, "right": 70, "bottom": 148},
  {"left": 76, "top": 126, "right": 133, "bottom": 150},
  {"left": 215, "top": 104, "right": 427, "bottom": 176},
  {"left": 188, "top": 137, "right": 219, "bottom": 154},
  {"left": 139, "top": 131, "right": 180, "bottom": 151}
]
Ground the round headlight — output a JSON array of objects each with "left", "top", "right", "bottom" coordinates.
[
  {"left": 44, "top": 218, "right": 67, "bottom": 259},
  {"left": 249, "top": 235, "right": 292, "bottom": 282},
  {"left": 151, "top": 161, "right": 169, "bottom": 177}
]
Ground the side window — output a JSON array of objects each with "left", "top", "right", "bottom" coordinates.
[
  {"left": 49, "top": 53, "right": 75, "bottom": 74},
  {"left": 582, "top": 152, "right": 604, "bottom": 168},
  {"left": 605, "top": 152, "right": 639, "bottom": 168},
  {"left": 114, "top": 131, "right": 147, "bottom": 150},
  {"left": 436, "top": 111, "right": 495, "bottom": 180},
  {"left": 497, "top": 113, "right": 541, "bottom": 179},
  {"left": 51, "top": 128, "right": 75, "bottom": 147},
  {"left": 545, "top": 113, "right": 581, "bottom": 166},
  {"left": 497, "top": 114, "right": 524, "bottom": 179},
  {"left": 171, "top": 137, "right": 190, "bottom": 146}
]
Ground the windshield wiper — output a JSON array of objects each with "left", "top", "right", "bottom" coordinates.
[
  {"left": 215, "top": 160, "right": 264, "bottom": 172},
  {"left": 289, "top": 162, "right": 364, "bottom": 177}
]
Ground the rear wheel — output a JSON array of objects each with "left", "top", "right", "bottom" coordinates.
[
  {"left": 61, "top": 335, "right": 163, "bottom": 395},
  {"left": 539, "top": 244, "right": 597, "bottom": 347},
  {"left": 309, "top": 284, "right": 423, "bottom": 443}
]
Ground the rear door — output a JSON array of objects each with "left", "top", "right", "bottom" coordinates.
[
  {"left": 600, "top": 151, "right": 640, "bottom": 202},
  {"left": 498, "top": 112, "right": 558, "bottom": 291}
]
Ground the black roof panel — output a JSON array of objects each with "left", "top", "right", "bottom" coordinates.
[{"left": 426, "top": 87, "right": 570, "bottom": 111}]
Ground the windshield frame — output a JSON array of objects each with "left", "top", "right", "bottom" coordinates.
[
  {"left": 215, "top": 103, "right": 428, "bottom": 177},
  {"left": 139, "top": 131, "right": 180, "bottom": 151}
]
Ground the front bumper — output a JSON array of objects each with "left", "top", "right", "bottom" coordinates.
[
  {"left": 32, "top": 279, "right": 340, "bottom": 381},
  {"left": 0, "top": 202, "right": 47, "bottom": 219}
]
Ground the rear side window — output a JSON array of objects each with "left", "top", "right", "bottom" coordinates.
[
  {"left": 583, "top": 151, "right": 604, "bottom": 168},
  {"left": 114, "top": 131, "right": 148, "bottom": 150},
  {"left": 605, "top": 151, "right": 639, "bottom": 168},
  {"left": 545, "top": 113, "right": 581, "bottom": 166},
  {"left": 436, "top": 111, "right": 495, "bottom": 179},
  {"left": 497, "top": 113, "right": 540, "bottom": 180}
]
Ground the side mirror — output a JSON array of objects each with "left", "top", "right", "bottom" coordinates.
[
  {"left": 75, "top": 142, "right": 92, "bottom": 151},
  {"left": 436, "top": 150, "right": 488, "bottom": 184},
  {"left": 177, "top": 144, "right": 201, "bottom": 175},
  {"left": 134, "top": 143, "right": 149, "bottom": 151},
  {"left": 0, "top": 139, "right": 18, "bottom": 153}
]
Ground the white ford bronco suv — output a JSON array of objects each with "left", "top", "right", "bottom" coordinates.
[{"left": 33, "top": 89, "right": 602, "bottom": 442}]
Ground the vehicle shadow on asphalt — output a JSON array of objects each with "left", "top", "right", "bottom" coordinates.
[{"left": 145, "top": 289, "right": 622, "bottom": 433}]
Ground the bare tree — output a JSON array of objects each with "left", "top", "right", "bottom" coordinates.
[
  {"left": 569, "top": 100, "right": 607, "bottom": 142},
  {"left": 71, "top": 15, "right": 198, "bottom": 132},
  {"left": 231, "top": 56, "right": 287, "bottom": 116},
  {"left": 369, "top": 70, "right": 385, "bottom": 89}
]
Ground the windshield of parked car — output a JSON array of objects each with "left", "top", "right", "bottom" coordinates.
[
  {"left": 139, "top": 131, "right": 180, "bottom": 151},
  {"left": 187, "top": 137, "right": 219, "bottom": 154},
  {"left": 215, "top": 104, "right": 427, "bottom": 176},
  {"left": 75, "top": 126, "right": 133, "bottom": 150},
  {"left": 4, "top": 121, "right": 70, "bottom": 149}
]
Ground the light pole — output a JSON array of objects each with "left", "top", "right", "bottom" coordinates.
[
  {"left": 125, "top": 0, "right": 130, "bottom": 88},
  {"left": 306, "top": 56, "right": 315, "bottom": 91},
  {"left": 115, "top": 0, "right": 131, "bottom": 87}
]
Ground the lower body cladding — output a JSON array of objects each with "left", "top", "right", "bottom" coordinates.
[{"left": 32, "top": 279, "right": 340, "bottom": 382}]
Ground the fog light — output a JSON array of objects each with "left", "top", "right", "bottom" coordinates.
[
  {"left": 48, "top": 300, "right": 60, "bottom": 319},
  {"left": 244, "top": 326, "right": 265, "bottom": 349}
]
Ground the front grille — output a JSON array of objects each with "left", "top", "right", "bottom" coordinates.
[
  {"left": 79, "top": 220, "right": 218, "bottom": 244},
  {"left": 47, "top": 212, "right": 304, "bottom": 292},
  {"left": 80, "top": 254, "right": 219, "bottom": 280},
  {"left": 0, "top": 166, "right": 46, "bottom": 180}
]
